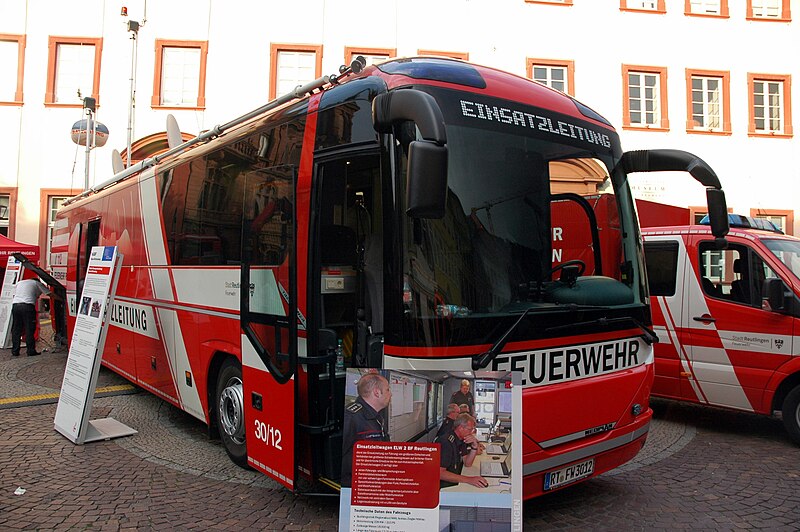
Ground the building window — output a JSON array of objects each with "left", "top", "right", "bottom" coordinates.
[
  {"left": 747, "top": 0, "right": 790, "bottom": 20},
  {"left": 622, "top": 65, "right": 669, "bottom": 130},
  {"left": 686, "top": 0, "right": 729, "bottom": 16},
  {"left": 748, "top": 74, "right": 793, "bottom": 137},
  {"left": 40, "top": 194, "right": 69, "bottom": 269},
  {"left": 45, "top": 36, "right": 102, "bottom": 107},
  {"left": 269, "top": 44, "right": 323, "bottom": 100},
  {"left": 152, "top": 40, "right": 208, "bottom": 109},
  {"left": 527, "top": 59, "right": 575, "bottom": 95},
  {"left": 0, "top": 194, "right": 9, "bottom": 237},
  {"left": 686, "top": 69, "right": 730, "bottom": 134},
  {"left": 751, "top": 209, "right": 793, "bottom": 235},
  {"left": 417, "top": 50, "right": 469, "bottom": 61},
  {"left": 0, "top": 34, "right": 25, "bottom": 105},
  {"left": 344, "top": 47, "right": 396, "bottom": 67},
  {"left": 620, "top": 0, "right": 666, "bottom": 12}
]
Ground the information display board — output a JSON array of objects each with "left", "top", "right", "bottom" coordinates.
[
  {"left": 0, "top": 257, "right": 22, "bottom": 348},
  {"left": 53, "top": 246, "right": 136, "bottom": 444},
  {"left": 340, "top": 369, "right": 522, "bottom": 531}
]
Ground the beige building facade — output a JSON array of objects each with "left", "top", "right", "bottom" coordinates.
[{"left": 1, "top": 0, "right": 798, "bottom": 265}]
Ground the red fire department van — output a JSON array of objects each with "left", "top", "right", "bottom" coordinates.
[
  {"left": 51, "top": 56, "right": 729, "bottom": 498},
  {"left": 643, "top": 215, "right": 800, "bottom": 443}
]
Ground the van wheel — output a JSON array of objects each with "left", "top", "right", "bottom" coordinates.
[
  {"left": 782, "top": 386, "right": 800, "bottom": 445},
  {"left": 215, "top": 359, "right": 249, "bottom": 468}
]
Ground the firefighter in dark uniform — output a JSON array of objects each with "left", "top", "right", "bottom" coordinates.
[
  {"left": 436, "top": 403, "right": 460, "bottom": 439},
  {"left": 341, "top": 372, "right": 392, "bottom": 487},
  {"left": 435, "top": 413, "right": 488, "bottom": 489},
  {"left": 450, "top": 379, "right": 475, "bottom": 416}
]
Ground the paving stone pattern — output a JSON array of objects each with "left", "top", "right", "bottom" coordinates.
[{"left": 2, "top": 346, "right": 799, "bottom": 530}]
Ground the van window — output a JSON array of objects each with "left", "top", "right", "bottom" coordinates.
[
  {"left": 699, "top": 242, "right": 777, "bottom": 307},
  {"left": 644, "top": 241, "right": 679, "bottom": 296}
]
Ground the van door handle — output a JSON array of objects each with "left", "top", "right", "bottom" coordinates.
[{"left": 693, "top": 314, "right": 716, "bottom": 323}]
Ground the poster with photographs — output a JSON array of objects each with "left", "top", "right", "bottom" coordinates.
[{"left": 338, "top": 369, "right": 522, "bottom": 531}]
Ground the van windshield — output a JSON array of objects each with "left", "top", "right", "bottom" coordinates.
[{"left": 763, "top": 238, "right": 800, "bottom": 282}]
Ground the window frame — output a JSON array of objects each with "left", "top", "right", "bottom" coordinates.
[
  {"left": 685, "top": 0, "right": 729, "bottom": 17},
  {"left": 151, "top": 39, "right": 208, "bottom": 110},
  {"left": 269, "top": 43, "right": 323, "bottom": 101},
  {"left": 748, "top": 73, "right": 793, "bottom": 138},
  {"left": 620, "top": 0, "right": 666, "bottom": 13},
  {"left": 525, "top": 0, "right": 573, "bottom": 5},
  {"left": 622, "top": 64, "right": 670, "bottom": 131},
  {"left": 685, "top": 69, "right": 731, "bottom": 135},
  {"left": 39, "top": 189, "right": 74, "bottom": 269},
  {"left": 0, "top": 187, "right": 18, "bottom": 239},
  {"left": 416, "top": 49, "right": 469, "bottom": 61},
  {"left": 526, "top": 58, "right": 575, "bottom": 96},
  {"left": 690, "top": 205, "right": 732, "bottom": 225},
  {"left": 747, "top": 0, "right": 791, "bottom": 21},
  {"left": 750, "top": 208, "right": 794, "bottom": 235},
  {"left": 344, "top": 46, "right": 396, "bottom": 67},
  {"left": 0, "top": 34, "right": 25, "bottom": 105},
  {"left": 45, "top": 36, "right": 103, "bottom": 108}
]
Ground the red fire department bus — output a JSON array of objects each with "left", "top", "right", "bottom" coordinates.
[{"left": 51, "top": 57, "right": 729, "bottom": 498}]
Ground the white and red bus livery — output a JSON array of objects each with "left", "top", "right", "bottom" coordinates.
[
  {"left": 644, "top": 216, "right": 800, "bottom": 443},
  {"left": 52, "top": 57, "right": 728, "bottom": 498}
]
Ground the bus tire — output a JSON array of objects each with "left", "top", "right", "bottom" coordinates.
[
  {"left": 215, "top": 359, "right": 249, "bottom": 468},
  {"left": 782, "top": 385, "right": 800, "bottom": 445}
]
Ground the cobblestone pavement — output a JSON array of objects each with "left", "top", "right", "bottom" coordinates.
[{"left": 2, "top": 343, "right": 799, "bottom": 530}]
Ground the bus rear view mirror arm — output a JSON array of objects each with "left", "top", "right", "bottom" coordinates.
[
  {"left": 372, "top": 90, "right": 449, "bottom": 219},
  {"left": 619, "top": 149, "right": 729, "bottom": 242}
]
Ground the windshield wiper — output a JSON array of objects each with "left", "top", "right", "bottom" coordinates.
[
  {"left": 545, "top": 316, "right": 659, "bottom": 345},
  {"left": 472, "top": 307, "right": 534, "bottom": 370}
]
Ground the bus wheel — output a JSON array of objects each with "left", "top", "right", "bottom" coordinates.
[
  {"left": 216, "top": 359, "right": 248, "bottom": 467},
  {"left": 782, "top": 386, "right": 800, "bottom": 445}
]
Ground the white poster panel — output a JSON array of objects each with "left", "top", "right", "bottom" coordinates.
[
  {"left": 54, "top": 246, "right": 135, "bottom": 444},
  {"left": 340, "top": 370, "right": 519, "bottom": 531},
  {"left": 0, "top": 257, "right": 23, "bottom": 348}
]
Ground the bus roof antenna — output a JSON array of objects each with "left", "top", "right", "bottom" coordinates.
[{"left": 332, "top": 56, "right": 367, "bottom": 84}]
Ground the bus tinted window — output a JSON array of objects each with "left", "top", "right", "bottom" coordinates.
[{"left": 159, "top": 117, "right": 306, "bottom": 266}]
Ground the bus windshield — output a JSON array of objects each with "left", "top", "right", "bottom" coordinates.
[{"left": 397, "top": 87, "right": 644, "bottom": 347}]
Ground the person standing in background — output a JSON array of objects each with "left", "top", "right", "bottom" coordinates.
[
  {"left": 450, "top": 379, "right": 475, "bottom": 416},
  {"left": 11, "top": 271, "right": 51, "bottom": 357}
]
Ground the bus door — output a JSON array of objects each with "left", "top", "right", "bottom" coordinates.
[{"left": 240, "top": 165, "right": 298, "bottom": 489}]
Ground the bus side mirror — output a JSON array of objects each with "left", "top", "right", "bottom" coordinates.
[
  {"left": 373, "top": 89, "right": 448, "bottom": 219},
  {"left": 706, "top": 188, "right": 729, "bottom": 244},
  {"left": 407, "top": 140, "right": 448, "bottom": 218},
  {"left": 619, "top": 149, "right": 729, "bottom": 242},
  {"left": 762, "top": 278, "right": 788, "bottom": 313}
]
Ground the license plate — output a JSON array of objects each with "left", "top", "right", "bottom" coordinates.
[{"left": 543, "top": 458, "right": 595, "bottom": 491}]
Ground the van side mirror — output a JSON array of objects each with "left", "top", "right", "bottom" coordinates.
[
  {"left": 762, "top": 278, "right": 788, "bottom": 313},
  {"left": 373, "top": 89, "right": 448, "bottom": 219}
]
